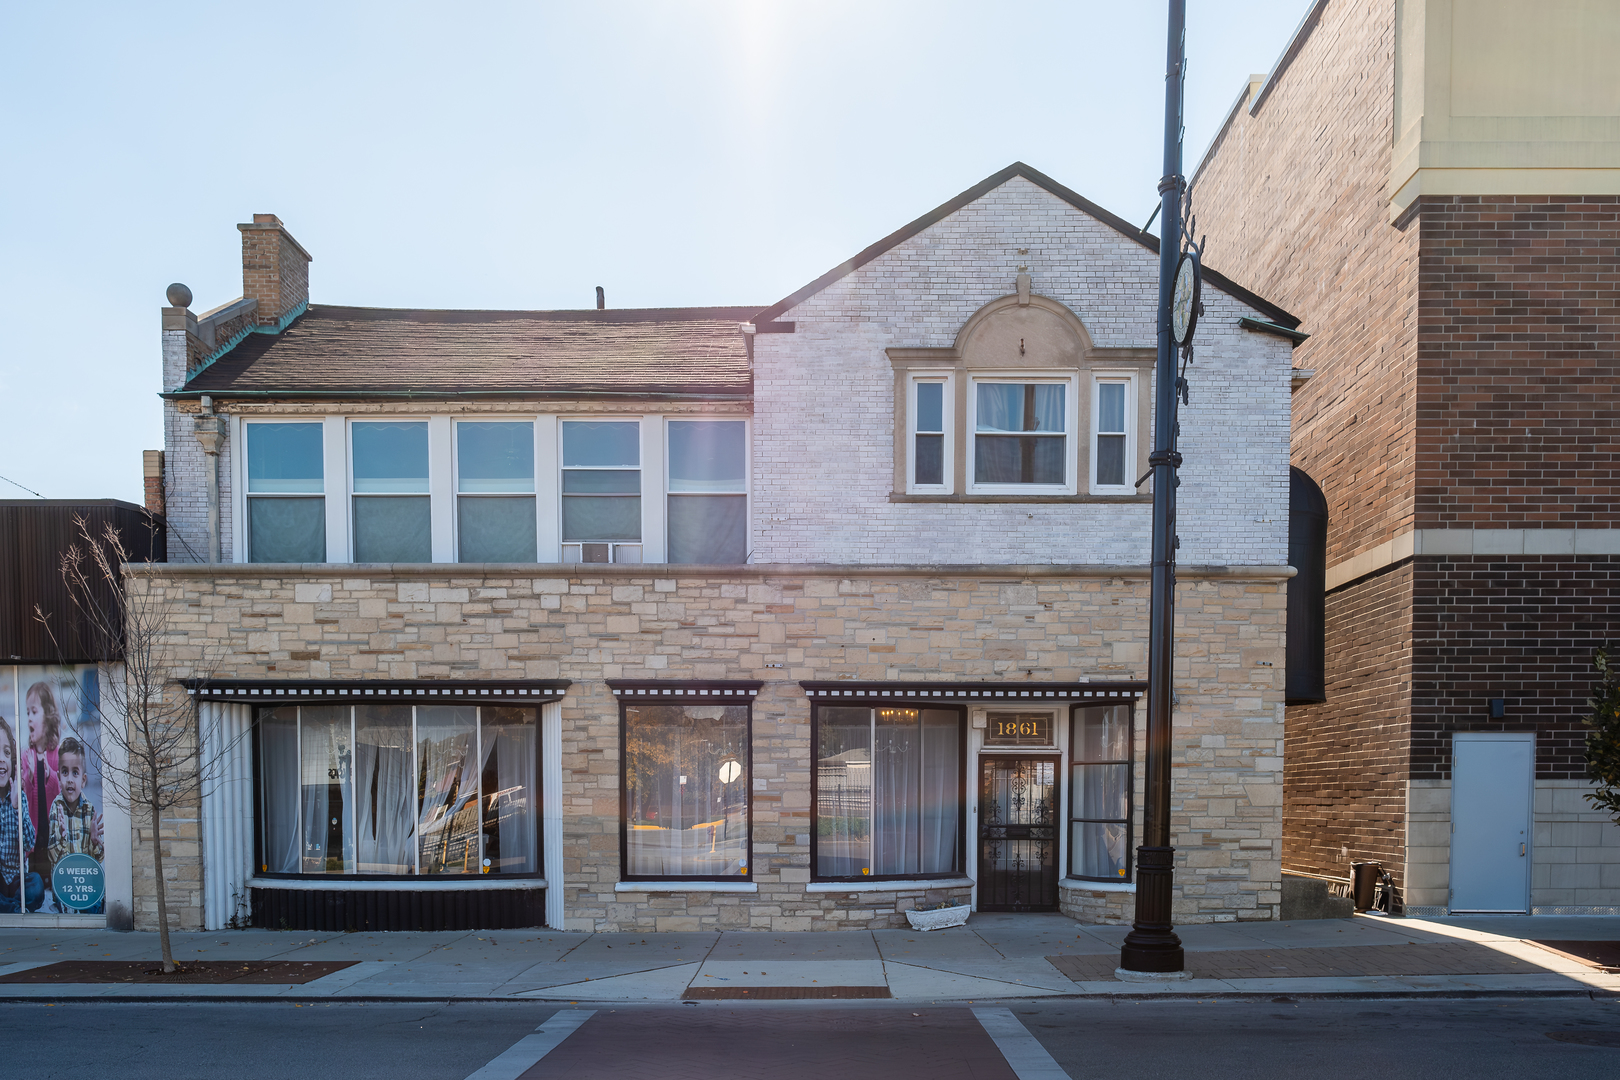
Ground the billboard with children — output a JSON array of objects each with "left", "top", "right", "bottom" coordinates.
[{"left": 1, "top": 665, "right": 103, "bottom": 916}]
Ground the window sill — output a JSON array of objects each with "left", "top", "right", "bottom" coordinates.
[
  {"left": 890, "top": 493, "right": 1151, "bottom": 504},
  {"left": 1059, "top": 877, "right": 1135, "bottom": 894},
  {"left": 805, "top": 877, "right": 973, "bottom": 893},
  {"left": 615, "top": 881, "right": 758, "bottom": 894},
  {"left": 246, "top": 876, "right": 546, "bottom": 892}
]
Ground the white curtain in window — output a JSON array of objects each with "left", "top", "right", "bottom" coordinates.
[
  {"left": 417, "top": 706, "right": 478, "bottom": 874},
  {"left": 479, "top": 708, "right": 537, "bottom": 873},
  {"left": 258, "top": 708, "right": 301, "bottom": 873},
  {"left": 355, "top": 706, "right": 415, "bottom": 874}
]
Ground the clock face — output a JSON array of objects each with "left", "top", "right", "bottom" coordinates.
[{"left": 1171, "top": 254, "right": 1200, "bottom": 344}]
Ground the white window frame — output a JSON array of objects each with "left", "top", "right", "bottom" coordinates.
[
  {"left": 557, "top": 416, "right": 644, "bottom": 565},
  {"left": 347, "top": 417, "right": 435, "bottom": 563},
  {"left": 239, "top": 416, "right": 329, "bottom": 564},
  {"left": 664, "top": 416, "right": 751, "bottom": 565},
  {"left": 451, "top": 416, "right": 540, "bottom": 563},
  {"left": 905, "top": 372, "right": 954, "bottom": 495},
  {"left": 1089, "top": 372, "right": 1137, "bottom": 495},
  {"left": 966, "top": 373, "right": 1079, "bottom": 496}
]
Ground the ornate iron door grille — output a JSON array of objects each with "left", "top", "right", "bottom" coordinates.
[{"left": 978, "top": 756, "right": 1059, "bottom": 912}]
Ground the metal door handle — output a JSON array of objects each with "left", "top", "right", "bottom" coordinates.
[{"left": 1520, "top": 843, "right": 1526, "bottom": 856}]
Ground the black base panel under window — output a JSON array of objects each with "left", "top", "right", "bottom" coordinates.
[{"left": 250, "top": 887, "right": 546, "bottom": 932}]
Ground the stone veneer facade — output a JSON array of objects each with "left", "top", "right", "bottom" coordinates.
[
  {"left": 142, "top": 167, "right": 1297, "bottom": 933},
  {"left": 133, "top": 562, "right": 1286, "bottom": 931}
]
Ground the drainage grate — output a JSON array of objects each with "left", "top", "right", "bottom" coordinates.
[{"left": 683, "top": 985, "right": 892, "bottom": 1000}]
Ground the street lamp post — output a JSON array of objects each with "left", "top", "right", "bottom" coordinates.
[{"left": 1119, "top": 0, "right": 1189, "bottom": 975}]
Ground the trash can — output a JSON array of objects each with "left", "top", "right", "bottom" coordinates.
[{"left": 1350, "top": 861, "right": 1381, "bottom": 912}]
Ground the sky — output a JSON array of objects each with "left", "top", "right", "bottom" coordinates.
[{"left": 0, "top": 0, "right": 1310, "bottom": 505}]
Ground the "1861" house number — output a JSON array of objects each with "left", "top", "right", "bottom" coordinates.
[{"left": 984, "top": 712, "right": 1052, "bottom": 746}]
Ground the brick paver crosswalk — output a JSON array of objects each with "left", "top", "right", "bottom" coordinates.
[{"left": 519, "top": 1008, "right": 1019, "bottom": 1079}]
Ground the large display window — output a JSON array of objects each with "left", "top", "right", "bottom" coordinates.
[
  {"left": 254, "top": 703, "right": 539, "bottom": 877},
  {"left": 812, "top": 705, "right": 964, "bottom": 881},
  {"left": 621, "top": 701, "right": 750, "bottom": 880}
]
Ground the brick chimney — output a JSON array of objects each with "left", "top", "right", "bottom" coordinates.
[
  {"left": 143, "top": 450, "right": 165, "bottom": 516},
  {"left": 238, "top": 214, "right": 312, "bottom": 327}
]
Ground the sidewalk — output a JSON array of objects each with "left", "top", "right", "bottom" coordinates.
[{"left": 2, "top": 912, "right": 1617, "bottom": 1002}]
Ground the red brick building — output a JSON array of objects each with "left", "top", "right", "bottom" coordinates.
[{"left": 1192, "top": 0, "right": 1620, "bottom": 915}]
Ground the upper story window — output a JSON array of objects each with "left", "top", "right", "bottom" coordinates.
[
  {"left": 561, "top": 420, "right": 641, "bottom": 564},
  {"left": 245, "top": 421, "right": 325, "bottom": 563},
  {"left": 456, "top": 421, "right": 536, "bottom": 562},
  {"left": 351, "top": 421, "right": 431, "bottom": 562},
  {"left": 969, "top": 378, "right": 1074, "bottom": 494},
  {"left": 1090, "top": 376, "right": 1135, "bottom": 494},
  {"left": 667, "top": 419, "right": 747, "bottom": 564},
  {"left": 906, "top": 377, "right": 952, "bottom": 494}
]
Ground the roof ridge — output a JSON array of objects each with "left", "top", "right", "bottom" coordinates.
[{"left": 749, "top": 162, "right": 1300, "bottom": 329}]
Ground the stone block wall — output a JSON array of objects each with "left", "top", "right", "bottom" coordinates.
[{"left": 132, "top": 562, "right": 1287, "bottom": 931}]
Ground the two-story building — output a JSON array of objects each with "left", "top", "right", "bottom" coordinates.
[{"left": 139, "top": 163, "right": 1302, "bottom": 933}]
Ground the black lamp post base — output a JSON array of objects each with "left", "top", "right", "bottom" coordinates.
[{"left": 1120, "top": 845, "right": 1184, "bottom": 972}]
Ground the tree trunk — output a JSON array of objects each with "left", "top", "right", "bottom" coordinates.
[{"left": 150, "top": 801, "right": 175, "bottom": 974}]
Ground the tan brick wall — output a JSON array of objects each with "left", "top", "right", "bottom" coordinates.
[{"left": 133, "top": 564, "right": 1285, "bottom": 930}]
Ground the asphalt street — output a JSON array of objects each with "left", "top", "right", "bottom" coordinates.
[{"left": 9, "top": 997, "right": 1620, "bottom": 1079}]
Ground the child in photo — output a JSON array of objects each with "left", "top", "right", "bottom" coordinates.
[
  {"left": 0, "top": 715, "right": 45, "bottom": 913},
  {"left": 49, "top": 737, "right": 103, "bottom": 863},
  {"left": 22, "top": 681, "right": 61, "bottom": 880}
]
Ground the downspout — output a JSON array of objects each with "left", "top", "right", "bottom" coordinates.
[{"left": 193, "top": 395, "right": 223, "bottom": 562}]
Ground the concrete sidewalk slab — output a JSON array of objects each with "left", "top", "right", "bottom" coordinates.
[
  {"left": 884, "top": 961, "right": 1066, "bottom": 1000},
  {"left": 559, "top": 932, "right": 716, "bottom": 962},
  {"left": 694, "top": 960, "right": 886, "bottom": 986},
  {"left": 711, "top": 930, "right": 880, "bottom": 960},
  {"left": 512, "top": 961, "right": 702, "bottom": 1000}
]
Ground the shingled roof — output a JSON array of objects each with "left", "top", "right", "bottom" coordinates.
[{"left": 177, "top": 304, "right": 756, "bottom": 400}]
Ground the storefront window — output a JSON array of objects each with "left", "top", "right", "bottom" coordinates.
[
  {"left": 255, "top": 703, "right": 538, "bottom": 876},
  {"left": 622, "top": 703, "right": 749, "bottom": 879},
  {"left": 813, "top": 706, "right": 962, "bottom": 880},
  {"left": 1070, "top": 704, "right": 1133, "bottom": 881}
]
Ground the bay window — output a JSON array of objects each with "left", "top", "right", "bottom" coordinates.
[
  {"left": 666, "top": 419, "right": 747, "bottom": 564},
  {"left": 561, "top": 420, "right": 641, "bottom": 564},
  {"left": 456, "top": 420, "right": 537, "bottom": 562},
  {"left": 813, "top": 706, "right": 963, "bottom": 880},
  {"left": 1069, "top": 703, "right": 1133, "bottom": 881},
  {"left": 245, "top": 421, "right": 325, "bottom": 563},
  {"left": 352, "top": 421, "right": 431, "bottom": 562},
  {"left": 256, "top": 703, "right": 539, "bottom": 877}
]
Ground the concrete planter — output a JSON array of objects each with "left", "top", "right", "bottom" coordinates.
[{"left": 904, "top": 904, "right": 971, "bottom": 931}]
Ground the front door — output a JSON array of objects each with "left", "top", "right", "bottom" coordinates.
[
  {"left": 977, "top": 756, "right": 1059, "bottom": 911},
  {"left": 1450, "top": 733, "right": 1533, "bottom": 913}
]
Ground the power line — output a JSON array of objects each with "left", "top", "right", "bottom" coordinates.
[{"left": 0, "top": 472, "right": 45, "bottom": 499}]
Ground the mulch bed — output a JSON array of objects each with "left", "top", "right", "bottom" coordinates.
[
  {"left": 1529, "top": 940, "right": 1620, "bottom": 974},
  {"left": 0, "top": 960, "right": 356, "bottom": 985},
  {"left": 683, "top": 985, "right": 891, "bottom": 1000}
]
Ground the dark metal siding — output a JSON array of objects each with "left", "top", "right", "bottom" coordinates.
[
  {"left": 249, "top": 887, "right": 547, "bottom": 932},
  {"left": 1286, "top": 467, "right": 1328, "bottom": 705},
  {"left": 0, "top": 500, "right": 166, "bottom": 663}
]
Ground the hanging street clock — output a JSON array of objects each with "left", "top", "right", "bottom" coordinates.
[{"left": 1171, "top": 249, "right": 1201, "bottom": 346}]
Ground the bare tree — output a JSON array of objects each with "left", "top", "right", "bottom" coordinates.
[{"left": 37, "top": 515, "right": 222, "bottom": 973}]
